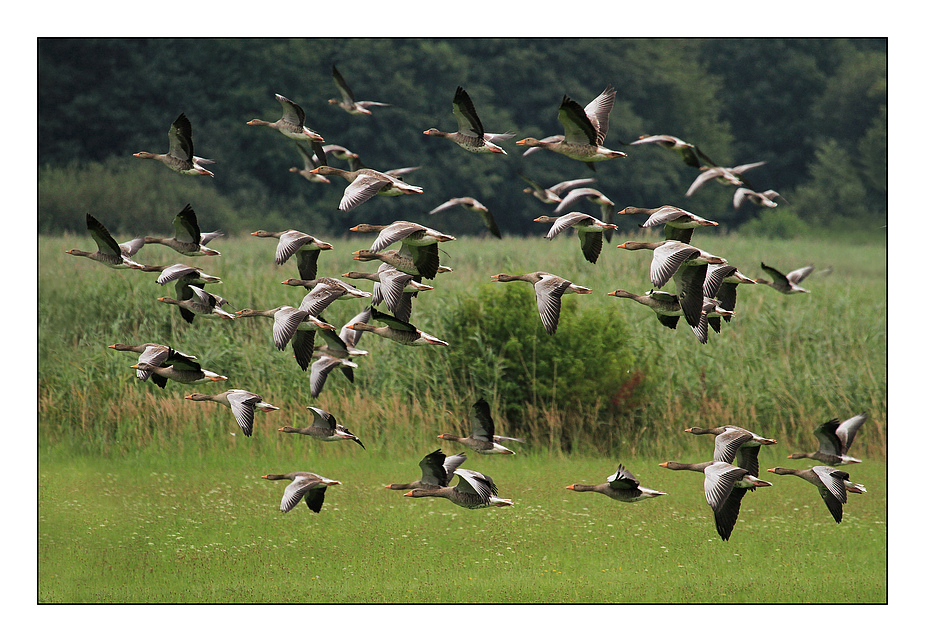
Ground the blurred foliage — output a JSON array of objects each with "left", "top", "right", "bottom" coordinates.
[{"left": 38, "top": 37, "right": 885, "bottom": 238}]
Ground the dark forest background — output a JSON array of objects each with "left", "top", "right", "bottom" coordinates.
[{"left": 37, "top": 37, "right": 886, "bottom": 240}]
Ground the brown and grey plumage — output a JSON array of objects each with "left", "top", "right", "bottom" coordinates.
[
  {"left": 130, "top": 352, "right": 227, "bottom": 388},
  {"left": 437, "top": 398, "right": 522, "bottom": 455},
  {"left": 310, "top": 165, "right": 424, "bottom": 212},
  {"left": 289, "top": 141, "right": 332, "bottom": 183},
  {"left": 517, "top": 172, "right": 596, "bottom": 204},
  {"left": 278, "top": 406, "right": 365, "bottom": 449},
  {"left": 350, "top": 221, "right": 456, "bottom": 254},
  {"left": 251, "top": 229, "right": 334, "bottom": 281},
  {"left": 246, "top": 93, "right": 324, "bottom": 142},
  {"left": 608, "top": 289, "right": 684, "bottom": 329},
  {"left": 158, "top": 285, "right": 235, "bottom": 323},
  {"left": 617, "top": 205, "right": 719, "bottom": 245},
  {"left": 262, "top": 472, "right": 341, "bottom": 513},
  {"left": 767, "top": 465, "right": 866, "bottom": 523},
  {"left": 144, "top": 204, "right": 221, "bottom": 256},
  {"left": 685, "top": 161, "right": 766, "bottom": 197},
  {"left": 659, "top": 460, "right": 772, "bottom": 541},
  {"left": 702, "top": 263, "right": 756, "bottom": 330},
  {"left": 733, "top": 187, "right": 785, "bottom": 209},
  {"left": 423, "top": 86, "right": 513, "bottom": 154},
  {"left": 403, "top": 468, "right": 513, "bottom": 509},
  {"left": 566, "top": 464, "right": 667, "bottom": 502},
  {"left": 552, "top": 188, "right": 616, "bottom": 242},
  {"left": 133, "top": 263, "right": 222, "bottom": 306},
  {"left": 184, "top": 389, "right": 279, "bottom": 437},
  {"left": 628, "top": 134, "right": 714, "bottom": 168},
  {"left": 516, "top": 85, "right": 625, "bottom": 170},
  {"left": 691, "top": 297, "right": 736, "bottom": 344},
  {"left": 328, "top": 63, "right": 391, "bottom": 115},
  {"left": 341, "top": 266, "right": 433, "bottom": 322},
  {"left": 234, "top": 306, "right": 335, "bottom": 371},
  {"left": 108, "top": 342, "right": 197, "bottom": 386},
  {"left": 787, "top": 415, "right": 867, "bottom": 465},
  {"left": 281, "top": 276, "right": 372, "bottom": 301},
  {"left": 490, "top": 272, "right": 591, "bottom": 335},
  {"left": 351, "top": 246, "right": 447, "bottom": 280},
  {"left": 429, "top": 197, "right": 502, "bottom": 239},
  {"left": 66, "top": 214, "right": 146, "bottom": 269},
  {"left": 756, "top": 262, "right": 812, "bottom": 294},
  {"left": 133, "top": 113, "right": 215, "bottom": 176},
  {"left": 385, "top": 450, "right": 468, "bottom": 491},
  {"left": 533, "top": 213, "right": 618, "bottom": 264},
  {"left": 345, "top": 307, "right": 449, "bottom": 347},
  {"left": 685, "top": 425, "right": 777, "bottom": 478}
]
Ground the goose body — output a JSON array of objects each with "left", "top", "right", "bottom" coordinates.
[
  {"left": 534, "top": 212, "right": 618, "bottom": 264},
  {"left": 262, "top": 472, "right": 341, "bottom": 513},
  {"left": 608, "top": 289, "right": 684, "bottom": 329},
  {"left": 247, "top": 93, "right": 324, "bottom": 142},
  {"left": 423, "top": 86, "right": 512, "bottom": 154},
  {"left": 342, "top": 265, "right": 433, "bottom": 322},
  {"left": 685, "top": 161, "right": 766, "bottom": 197},
  {"left": 144, "top": 204, "right": 221, "bottom": 256},
  {"left": 491, "top": 272, "right": 591, "bottom": 335},
  {"left": 329, "top": 63, "right": 391, "bottom": 115},
  {"left": 289, "top": 141, "right": 332, "bottom": 183},
  {"left": 566, "top": 464, "right": 666, "bottom": 502},
  {"left": 629, "top": 134, "right": 710, "bottom": 168},
  {"left": 109, "top": 342, "right": 197, "bottom": 384},
  {"left": 66, "top": 213, "right": 145, "bottom": 269},
  {"left": 429, "top": 197, "right": 502, "bottom": 239},
  {"left": 345, "top": 307, "right": 448, "bottom": 347},
  {"left": 437, "top": 398, "right": 521, "bottom": 455},
  {"left": 618, "top": 205, "right": 719, "bottom": 244},
  {"left": 251, "top": 229, "right": 334, "bottom": 281},
  {"left": 733, "top": 187, "right": 783, "bottom": 209},
  {"left": 702, "top": 263, "right": 756, "bottom": 327},
  {"left": 279, "top": 406, "right": 365, "bottom": 449},
  {"left": 158, "top": 285, "right": 235, "bottom": 323},
  {"left": 518, "top": 173, "right": 596, "bottom": 204},
  {"left": 133, "top": 263, "right": 222, "bottom": 303},
  {"left": 685, "top": 425, "right": 777, "bottom": 477},
  {"left": 386, "top": 449, "right": 468, "bottom": 491},
  {"left": 516, "top": 85, "right": 625, "bottom": 169},
  {"left": 692, "top": 298, "right": 736, "bottom": 344},
  {"left": 185, "top": 389, "right": 278, "bottom": 437},
  {"left": 350, "top": 221, "right": 456, "bottom": 253},
  {"left": 352, "top": 246, "right": 449, "bottom": 280},
  {"left": 235, "top": 306, "right": 334, "bottom": 371},
  {"left": 659, "top": 460, "right": 772, "bottom": 541},
  {"left": 310, "top": 165, "right": 423, "bottom": 212},
  {"left": 130, "top": 357, "right": 227, "bottom": 387},
  {"left": 767, "top": 465, "right": 865, "bottom": 523},
  {"left": 403, "top": 468, "right": 513, "bottom": 509},
  {"left": 133, "top": 113, "right": 214, "bottom": 176},
  {"left": 756, "top": 262, "right": 812, "bottom": 294},
  {"left": 788, "top": 414, "right": 867, "bottom": 465},
  {"left": 281, "top": 276, "right": 372, "bottom": 300}
]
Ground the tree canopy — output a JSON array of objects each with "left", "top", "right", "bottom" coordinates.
[{"left": 37, "top": 37, "right": 886, "bottom": 238}]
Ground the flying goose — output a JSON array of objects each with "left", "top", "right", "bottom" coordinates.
[
  {"left": 65, "top": 213, "right": 145, "bottom": 269},
  {"left": 385, "top": 450, "right": 468, "bottom": 491},
  {"left": 144, "top": 204, "right": 221, "bottom": 256},
  {"left": 246, "top": 93, "right": 324, "bottom": 142},
  {"left": 328, "top": 63, "right": 391, "bottom": 115},
  {"left": 437, "top": 398, "right": 523, "bottom": 455},
  {"left": 185, "top": 389, "right": 279, "bottom": 437},
  {"left": 262, "top": 472, "right": 342, "bottom": 513},
  {"left": 403, "top": 468, "right": 513, "bottom": 509},
  {"left": 133, "top": 113, "right": 215, "bottom": 176},
  {"left": 787, "top": 414, "right": 867, "bottom": 465},
  {"left": 490, "top": 272, "right": 591, "bottom": 335},
  {"left": 767, "top": 465, "right": 866, "bottom": 523},
  {"left": 278, "top": 406, "right": 365, "bottom": 449},
  {"left": 423, "top": 86, "right": 513, "bottom": 154},
  {"left": 533, "top": 212, "right": 618, "bottom": 264},
  {"left": 566, "top": 464, "right": 666, "bottom": 502}
]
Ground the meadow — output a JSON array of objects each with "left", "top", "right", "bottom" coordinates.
[{"left": 38, "top": 228, "right": 887, "bottom": 604}]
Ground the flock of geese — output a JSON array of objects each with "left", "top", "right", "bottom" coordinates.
[{"left": 64, "top": 66, "right": 868, "bottom": 537}]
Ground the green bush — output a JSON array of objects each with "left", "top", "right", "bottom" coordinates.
[
  {"left": 441, "top": 282, "right": 644, "bottom": 448},
  {"left": 737, "top": 207, "right": 810, "bottom": 239}
]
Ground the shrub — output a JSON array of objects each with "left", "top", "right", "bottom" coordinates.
[{"left": 441, "top": 282, "right": 644, "bottom": 450}]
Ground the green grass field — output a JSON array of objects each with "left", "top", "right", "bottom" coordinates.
[{"left": 38, "top": 230, "right": 886, "bottom": 605}]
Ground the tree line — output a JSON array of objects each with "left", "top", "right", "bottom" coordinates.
[{"left": 37, "top": 37, "right": 886, "bottom": 239}]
